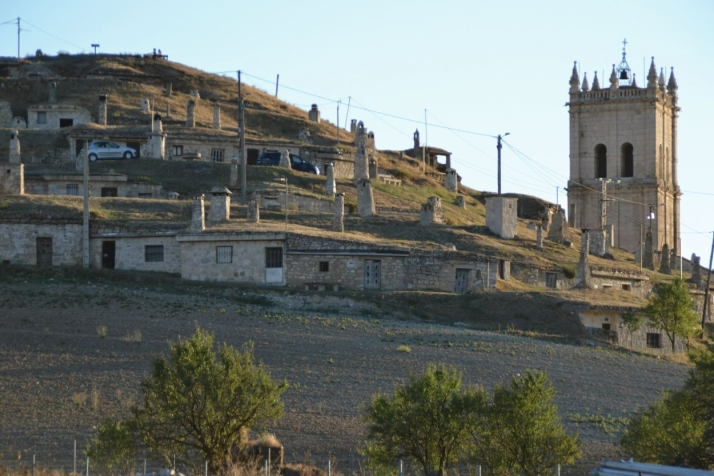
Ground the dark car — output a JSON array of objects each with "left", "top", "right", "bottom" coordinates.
[{"left": 256, "top": 151, "right": 320, "bottom": 175}]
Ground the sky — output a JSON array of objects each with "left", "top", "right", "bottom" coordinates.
[{"left": 2, "top": 0, "right": 713, "bottom": 260}]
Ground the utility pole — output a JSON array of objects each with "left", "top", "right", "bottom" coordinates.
[
  {"left": 496, "top": 133, "right": 510, "bottom": 195},
  {"left": 336, "top": 102, "right": 340, "bottom": 146},
  {"left": 237, "top": 71, "right": 247, "bottom": 201},
  {"left": 701, "top": 231, "right": 714, "bottom": 335},
  {"left": 82, "top": 139, "right": 90, "bottom": 268},
  {"left": 275, "top": 74, "right": 279, "bottom": 97}
]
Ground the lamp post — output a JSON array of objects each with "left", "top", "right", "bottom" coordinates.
[
  {"left": 278, "top": 177, "right": 288, "bottom": 233},
  {"left": 497, "top": 132, "right": 510, "bottom": 195}
]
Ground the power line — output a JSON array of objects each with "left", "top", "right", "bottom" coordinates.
[{"left": 20, "top": 19, "right": 85, "bottom": 52}]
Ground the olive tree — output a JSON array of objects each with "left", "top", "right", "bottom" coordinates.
[
  {"left": 134, "top": 327, "right": 288, "bottom": 472},
  {"left": 363, "top": 363, "right": 488, "bottom": 476}
]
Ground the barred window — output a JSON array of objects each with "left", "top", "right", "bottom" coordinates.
[
  {"left": 211, "top": 148, "right": 225, "bottom": 162},
  {"left": 145, "top": 245, "right": 164, "bottom": 262},
  {"left": 66, "top": 184, "right": 79, "bottom": 196},
  {"left": 216, "top": 246, "right": 233, "bottom": 264},
  {"left": 319, "top": 261, "right": 329, "bottom": 272},
  {"left": 646, "top": 333, "right": 661, "bottom": 349},
  {"left": 265, "top": 247, "right": 283, "bottom": 268}
]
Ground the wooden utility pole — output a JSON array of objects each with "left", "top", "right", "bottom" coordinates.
[
  {"left": 701, "top": 231, "right": 714, "bottom": 335},
  {"left": 82, "top": 140, "right": 90, "bottom": 268},
  {"left": 275, "top": 74, "right": 279, "bottom": 97},
  {"left": 238, "top": 71, "right": 247, "bottom": 200}
]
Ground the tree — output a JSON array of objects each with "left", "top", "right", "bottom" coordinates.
[
  {"left": 85, "top": 419, "right": 138, "bottom": 476},
  {"left": 470, "top": 371, "right": 580, "bottom": 476},
  {"left": 131, "top": 327, "right": 288, "bottom": 473},
  {"left": 363, "top": 363, "right": 488, "bottom": 476},
  {"left": 643, "top": 278, "right": 699, "bottom": 352},
  {"left": 620, "top": 390, "right": 708, "bottom": 468}
]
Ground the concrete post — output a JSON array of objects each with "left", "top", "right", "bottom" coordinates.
[
  {"left": 659, "top": 243, "right": 671, "bottom": 274},
  {"left": 279, "top": 149, "right": 290, "bottom": 169},
  {"left": 356, "top": 179, "right": 375, "bottom": 217},
  {"left": 230, "top": 157, "right": 238, "bottom": 187},
  {"left": 213, "top": 101, "right": 221, "bottom": 130},
  {"left": 186, "top": 100, "right": 196, "bottom": 127},
  {"left": 141, "top": 98, "right": 150, "bottom": 114},
  {"left": 643, "top": 230, "right": 655, "bottom": 270},
  {"left": 248, "top": 199, "right": 260, "bottom": 223},
  {"left": 82, "top": 140, "right": 90, "bottom": 269},
  {"left": 325, "top": 163, "right": 336, "bottom": 196},
  {"left": 148, "top": 113, "right": 165, "bottom": 160},
  {"left": 353, "top": 122, "right": 369, "bottom": 182},
  {"left": 333, "top": 193, "right": 345, "bottom": 232},
  {"left": 9, "top": 130, "right": 21, "bottom": 163},
  {"left": 191, "top": 194, "right": 205, "bottom": 233},
  {"left": 369, "top": 158, "right": 377, "bottom": 179},
  {"left": 98, "top": 95, "right": 107, "bottom": 126},
  {"left": 208, "top": 187, "right": 231, "bottom": 222},
  {"left": 575, "top": 230, "right": 592, "bottom": 288},
  {"left": 536, "top": 225, "right": 543, "bottom": 250}
]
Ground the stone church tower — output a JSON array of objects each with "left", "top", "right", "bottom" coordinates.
[{"left": 566, "top": 45, "right": 680, "bottom": 261}]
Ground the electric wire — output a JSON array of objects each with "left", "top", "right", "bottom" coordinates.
[{"left": 20, "top": 19, "right": 85, "bottom": 52}]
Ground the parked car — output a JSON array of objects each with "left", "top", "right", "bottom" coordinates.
[
  {"left": 80, "top": 141, "right": 137, "bottom": 161},
  {"left": 256, "top": 151, "right": 320, "bottom": 175}
]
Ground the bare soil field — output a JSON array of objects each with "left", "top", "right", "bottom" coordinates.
[{"left": 0, "top": 268, "right": 689, "bottom": 475}]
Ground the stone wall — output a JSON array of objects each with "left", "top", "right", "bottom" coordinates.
[
  {"left": 590, "top": 268, "right": 650, "bottom": 297},
  {"left": 0, "top": 164, "right": 24, "bottom": 195},
  {"left": 510, "top": 262, "right": 572, "bottom": 290},
  {"left": 24, "top": 174, "right": 165, "bottom": 198},
  {"left": 177, "top": 232, "right": 285, "bottom": 283},
  {"left": 27, "top": 105, "right": 92, "bottom": 130},
  {"left": 287, "top": 253, "right": 406, "bottom": 291},
  {"left": 90, "top": 234, "right": 181, "bottom": 273},
  {"left": 0, "top": 222, "right": 82, "bottom": 265}
]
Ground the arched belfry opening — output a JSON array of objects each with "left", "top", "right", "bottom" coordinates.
[
  {"left": 595, "top": 144, "right": 607, "bottom": 178},
  {"left": 621, "top": 143, "right": 634, "bottom": 177}
]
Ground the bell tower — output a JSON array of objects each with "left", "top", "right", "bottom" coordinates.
[{"left": 566, "top": 41, "right": 680, "bottom": 264}]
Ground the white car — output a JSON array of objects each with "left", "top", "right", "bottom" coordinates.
[{"left": 81, "top": 141, "right": 137, "bottom": 161}]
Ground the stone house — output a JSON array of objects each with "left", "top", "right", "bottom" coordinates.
[
  {"left": 24, "top": 173, "right": 166, "bottom": 198},
  {"left": 27, "top": 104, "right": 92, "bottom": 130}
]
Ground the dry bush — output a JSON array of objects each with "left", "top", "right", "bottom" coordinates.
[{"left": 70, "top": 392, "right": 87, "bottom": 407}]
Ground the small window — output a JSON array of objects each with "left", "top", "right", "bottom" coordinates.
[
  {"left": 545, "top": 272, "right": 557, "bottom": 289},
  {"left": 265, "top": 247, "right": 283, "bottom": 268},
  {"left": 620, "top": 143, "right": 634, "bottom": 177},
  {"left": 172, "top": 145, "right": 183, "bottom": 156},
  {"left": 595, "top": 144, "right": 607, "bottom": 178},
  {"left": 101, "top": 187, "right": 118, "bottom": 197},
  {"left": 646, "top": 333, "right": 661, "bottom": 349},
  {"left": 211, "top": 148, "right": 225, "bottom": 162},
  {"left": 59, "top": 118, "right": 73, "bottom": 128},
  {"left": 622, "top": 284, "right": 631, "bottom": 291},
  {"left": 138, "top": 193, "right": 152, "bottom": 199},
  {"left": 37, "top": 111, "right": 47, "bottom": 124},
  {"left": 216, "top": 246, "right": 233, "bottom": 264},
  {"left": 66, "top": 184, "right": 79, "bottom": 196},
  {"left": 319, "top": 261, "right": 329, "bottom": 272},
  {"left": 602, "top": 323, "right": 611, "bottom": 331},
  {"left": 145, "top": 245, "right": 164, "bottom": 262}
]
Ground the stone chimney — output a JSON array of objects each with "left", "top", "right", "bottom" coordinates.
[
  {"left": 420, "top": 196, "right": 444, "bottom": 226},
  {"left": 333, "top": 193, "right": 345, "bottom": 232},
  {"left": 455, "top": 196, "right": 466, "bottom": 209},
  {"left": 575, "top": 231, "right": 592, "bottom": 288},
  {"left": 98, "top": 94, "right": 107, "bottom": 126},
  {"left": 186, "top": 100, "right": 196, "bottom": 128},
  {"left": 48, "top": 82, "right": 57, "bottom": 103},
  {"left": 152, "top": 113, "right": 163, "bottom": 134},
  {"left": 659, "top": 243, "right": 671, "bottom": 274},
  {"left": 325, "top": 163, "right": 336, "bottom": 196},
  {"left": 643, "top": 229, "right": 655, "bottom": 270},
  {"left": 164, "top": 81, "right": 173, "bottom": 98},
  {"left": 356, "top": 179, "right": 375, "bottom": 218},
  {"left": 248, "top": 199, "right": 260, "bottom": 223},
  {"left": 547, "top": 210, "right": 572, "bottom": 244},
  {"left": 191, "top": 194, "right": 205, "bottom": 233},
  {"left": 230, "top": 156, "right": 239, "bottom": 187},
  {"left": 445, "top": 168, "right": 458, "bottom": 193},
  {"left": 279, "top": 149, "right": 290, "bottom": 169},
  {"left": 213, "top": 101, "right": 221, "bottom": 130},
  {"left": 353, "top": 121, "right": 369, "bottom": 182},
  {"left": 208, "top": 186, "right": 231, "bottom": 223},
  {"left": 536, "top": 225, "right": 543, "bottom": 251},
  {"left": 308, "top": 104, "right": 321, "bottom": 123},
  {"left": 9, "top": 130, "right": 21, "bottom": 163},
  {"left": 350, "top": 119, "right": 357, "bottom": 133},
  {"left": 147, "top": 113, "right": 165, "bottom": 160},
  {"left": 141, "top": 98, "right": 151, "bottom": 114}
]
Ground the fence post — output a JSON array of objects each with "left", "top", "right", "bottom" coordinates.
[
  {"left": 328, "top": 460, "right": 331, "bottom": 476},
  {"left": 557, "top": 464, "right": 561, "bottom": 476},
  {"left": 74, "top": 440, "right": 77, "bottom": 476},
  {"left": 144, "top": 459, "right": 147, "bottom": 476},
  {"left": 398, "top": 460, "right": 403, "bottom": 476},
  {"left": 86, "top": 457, "right": 89, "bottom": 476},
  {"left": 204, "top": 460, "right": 208, "bottom": 476},
  {"left": 268, "top": 448, "right": 271, "bottom": 475},
  {"left": 264, "top": 459, "right": 268, "bottom": 476},
  {"left": 32, "top": 454, "right": 35, "bottom": 476},
  {"left": 478, "top": 465, "right": 482, "bottom": 476}
]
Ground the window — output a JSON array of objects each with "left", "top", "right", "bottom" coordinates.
[
  {"left": 646, "top": 333, "right": 661, "bottom": 349},
  {"left": 216, "top": 246, "right": 233, "bottom": 264},
  {"left": 37, "top": 111, "right": 47, "bottom": 124},
  {"left": 319, "top": 261, "right": 329, "bottom": 272},
  {"left": 66, "top": 184, "right": 79, "bottom": 196},
  {"left": 172, "top": 145, "right": 183, "bottom": 156},
  {"left": 620, "top": 143, "right": 634, "bottom": 177},
  {"left": 545, "top": 272, "right": 557, "bottom": 289},
  {"left": 145, "top": 245, "right": 164, "bottom": 262},
  {"left": 622, "top": 284, "right": 631, "bottom": 291},
  {"left": 265, "top": 247, "right": 283, "bottom": 268},
  {"left": 101, "top": 187, "right": 118, "bottom": 197},
  {"left": 211, "top": 148, "right": 225, "bottom": 162},
  {"left": 59, "top": 118, "right": 73, "bottom": 128},
  {"left": 602, "top": 323, "right": 611, "bottom": 331},
  {"left": 138, "top": 193, "right": 152, "bottom": 199},
  {"left": 595, "top": 144, "right": 607, "bottom": 178}
]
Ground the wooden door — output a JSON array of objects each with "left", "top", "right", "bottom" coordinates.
[
  {"left": 364, "top": 259, "right": 381, "bottom": 290},
  {"left": 102, "top": 241, "right": 116, "bottom": 269},
  {"left": 36, "top": 237, "right": 52, "bottom": 267},
  {"left": 454, "top": 269, "right": 469, "bottom": 294}
]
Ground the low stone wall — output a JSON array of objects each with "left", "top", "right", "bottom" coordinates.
[
  {"left": 0, "top": 221, "right": 82, "bottom": 266},
  {"left": 287, "top": 252, "right": 406, "bottom": 291}
]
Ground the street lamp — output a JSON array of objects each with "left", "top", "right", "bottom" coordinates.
[
  {"left": 277, "top": 177, "right": 288, "bottom": 233},
  {"left": 497, "top": 132, "right": 510, "bottom": 195}
]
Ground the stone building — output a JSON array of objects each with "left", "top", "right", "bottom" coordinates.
[{"left": 566, "top": 46, "right": 680, "bottom": 260}]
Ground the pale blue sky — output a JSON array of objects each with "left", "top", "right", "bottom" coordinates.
[{"left": 2, "top": 0, "right": 713, "bottom": 259}]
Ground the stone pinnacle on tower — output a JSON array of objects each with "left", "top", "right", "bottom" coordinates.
[
  {"left": 581, "top": 72, "right": 590, "bottom": 92},
  {"left": 569, "top": 61, "right": 580, "bottom": 93},
  {"left": 609, "top": 64, "right": 619, "bottom": 90},
  {"left": 592, "top": 71, "right": 600, "bottom": 91},
  {"left": 647, "top": 57, "right": 658, "bottom": 90},
  {"left": 658, "top": 67, "right": 666, "bottom": 91},
  {"left": 630, "top": 73, "right": 638, "bottom": 88},
  {"left": 667, "top": 67, "right": 678, "bottom": 95}
]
